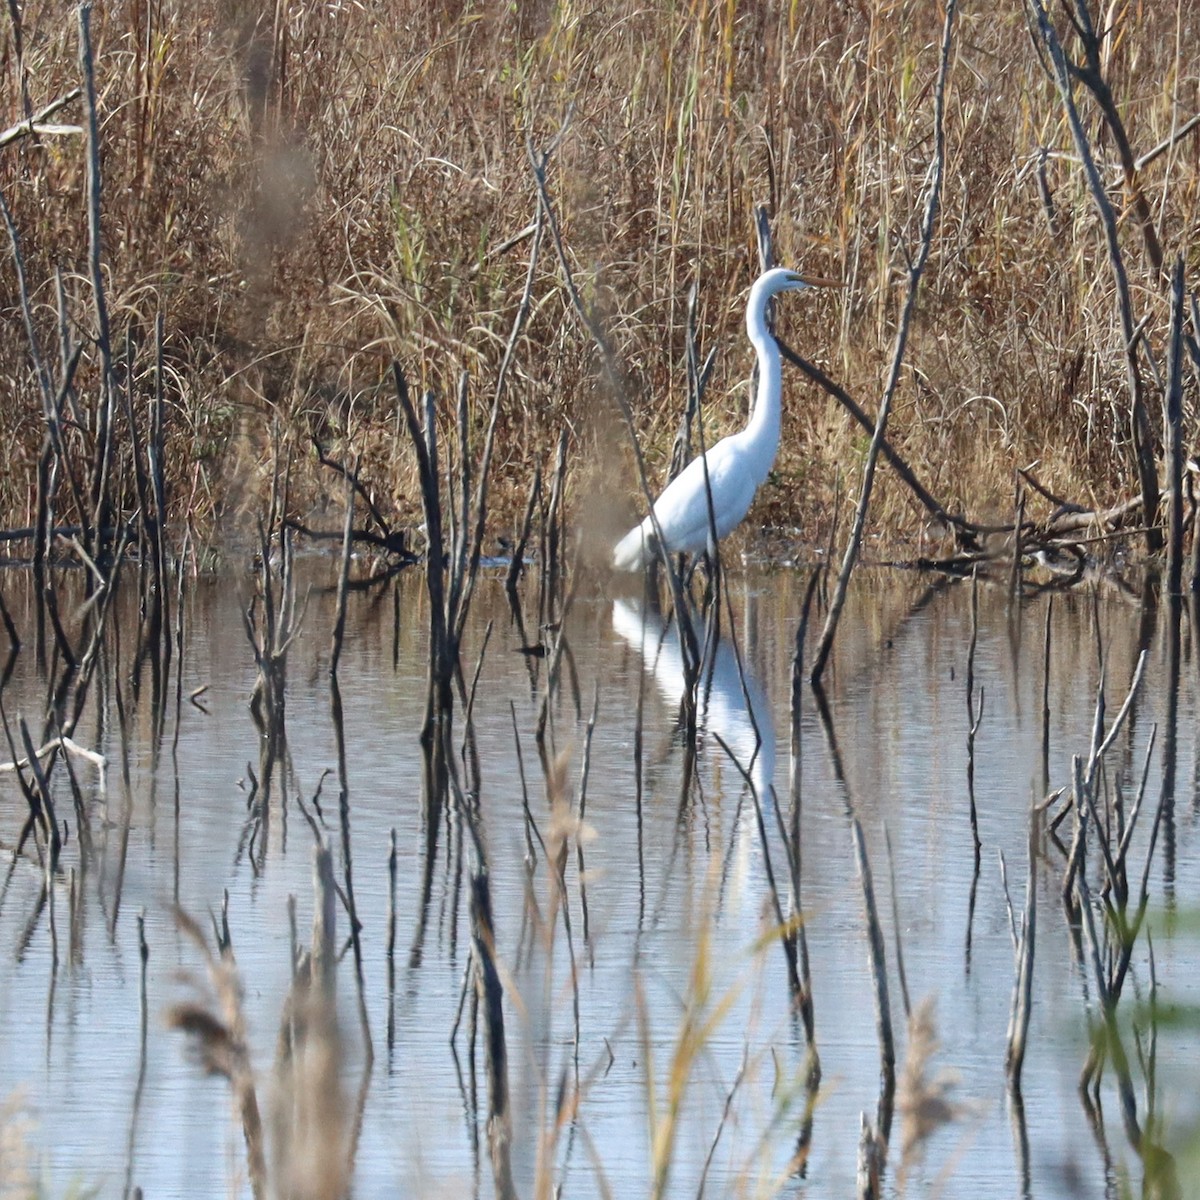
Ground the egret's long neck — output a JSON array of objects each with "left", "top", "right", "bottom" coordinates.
[{"left": 744, "top": 286, "right": 783, "bottom": 479}]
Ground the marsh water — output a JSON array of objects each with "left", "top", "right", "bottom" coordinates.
[{"left": 1, "top": 562, "right": 1197, "bottom": 1197}]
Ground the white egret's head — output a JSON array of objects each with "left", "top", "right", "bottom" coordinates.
[
  {"left": 747, "top": 266, "right": 839, "bottom": 339},
  {"left": 763, "top": 267, "right": 809, "bottom": 294}
]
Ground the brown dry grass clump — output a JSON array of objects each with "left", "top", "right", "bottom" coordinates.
[
  {"left": 896, "top": 996, "right": 965, "bottom": 1189},
  {"left": 1, "top": 2, "right": 1198, "bottom": 555}
]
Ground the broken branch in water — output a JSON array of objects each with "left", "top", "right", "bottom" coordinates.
[
  {"left": 1002, "top": 811, "right": 1037, "bottom": 1089},
  {"left": 0, "top": 735, "right": 106, "bottom": 787}
]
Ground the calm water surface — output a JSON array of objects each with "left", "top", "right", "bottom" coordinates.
[{"left": 0, "top": 563, "right": 1196, "bottom": 1197}]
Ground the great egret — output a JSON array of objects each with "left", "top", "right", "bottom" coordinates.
[{"left": 612, "top": 266, "right": 827, "bottom": 572}]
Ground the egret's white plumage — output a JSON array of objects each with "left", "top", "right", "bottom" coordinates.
[{"left": 612, "top": 267, "right": 815, "bottom": 571}]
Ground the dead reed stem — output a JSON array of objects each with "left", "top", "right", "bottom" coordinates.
[
  {"left": 1058, "top": 0, "right": 1165, "bottom": 277},
  {"left": 79, "top": 4, "right": 119, "bottom": 566},
  {"left": 1040, "top": 596, "right": 1053, "bottom": 796},
  {"left": 14, "top": 714, "right": 61, "bottom": 870},
  {"left": 1163, "top": 258, "right": 1185, "bottom": 598},
  {"left": 787, "top": 572, "right": 821, "bottom": 1055},
  {"left": 668, "top": 280, "right": 717, "bottom": 487},
  {"left": 883, "top": 827, "right": 911, "bottom": 1024},
  {"left": 812, "top": 670, "right": 893, "bottom": 1197},
  {"left": 711, "top": 726, "right": 799, "bottom": 1006},
  {"left": 1003, "top": 812, "right": 1038, "bottom": 1088},
  {"left": 851, "top": 814, "right": 896, "bottom": 1138},
  {"left": 1009, "top": 484, "right": 1025, "bottom": 602},
  {"left": 393, "top": 369, "right": 451, "bottom": 755},
  {"left": 469, "top": 863, "right": 516, "bottom": 1200},
  {"left": 122, "top": 909, "right": 149, "bottom": 1198},
  {"left": 460, "top": 202, "right": 544, "bottom": 644},
  {"left": 329, "top": 470, "right": 372, "bottom": 1054},
  {"left": 386, "top": 826, "right": 397, "bottom": 1052},
  {"left": 528, "top": 127, "right": 701, "bottom": 713},
  {"left": 965, "top": 569, "right": 983, "bottom": 858},
  {"left": 506, "top": 465, "right": 541, "bottom": 605},
  {"left": 810, "top": 0, "right": 956, "bottom": 685},
  {"left": 575, "top": 684, "right": 599, "bottom": 954},
  {"left": 393, "top": 349, "right": 501, "bottom": 848}
]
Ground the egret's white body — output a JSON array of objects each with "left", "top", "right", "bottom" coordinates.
[{"left": 612, "top": 267, "right": 813, "bottom": 572}]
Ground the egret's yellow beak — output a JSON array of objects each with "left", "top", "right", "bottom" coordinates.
[{"left": 793, "top": 271, "right": 845, "bottom": 288}]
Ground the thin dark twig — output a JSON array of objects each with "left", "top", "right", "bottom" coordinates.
[
  {"left": 810, "top": 0, "right": 956, "bottom": 684},
  {"left": 883, "top": 825, "right": 911, "bottom": 1022},
  {"left": 527, "top": 129, "right": 701, "bottom": 685}
]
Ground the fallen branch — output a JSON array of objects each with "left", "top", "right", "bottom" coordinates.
[
  {"left": 0, "top": 734, "right": 106, "bottom": 789},
  {"left": 779, "top": 342, "right": 989, "bottom": 542}
]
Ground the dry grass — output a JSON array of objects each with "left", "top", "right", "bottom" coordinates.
[
  {"left": 896, "top": 996, "right": 965, "bottom": 1190},
  {"left": 166, "top": 903, "right": 352, "bottom": 1200},
  {"left": 1, "top": 2, "right": 1198, "bottom": 552},
  {"left": 0, "top": 1090, "right": 36, "bottom": 1198}
]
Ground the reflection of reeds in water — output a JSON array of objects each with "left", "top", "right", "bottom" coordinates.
[{"left": 167, "top": 849, "right": 352, "bottom": 1200}]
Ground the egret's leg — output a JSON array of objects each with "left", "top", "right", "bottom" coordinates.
[
  {"left": 697, "top": 546, "right": 723, "bottom": 617},
  {"left": 645, "top": 553, "right": 663, "bottom": 617},
  {"left": 681, "top": 553, "right": 701, "bottom": 590},
  {"left": 697, "top": 548, "right": 723, "bottom": 680}
]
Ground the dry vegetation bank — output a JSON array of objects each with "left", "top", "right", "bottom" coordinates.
[{"left": 1, "top": 1, "right": 1198, "bottom": 559}]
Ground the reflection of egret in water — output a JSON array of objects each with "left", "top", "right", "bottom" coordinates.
[{"left": 611, "top": 596, "right": 776, "bottom": 817}]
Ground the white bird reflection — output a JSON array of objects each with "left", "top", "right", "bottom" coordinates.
[{"left": 611, "top": 597, "right": 776, "bottom": 808}]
